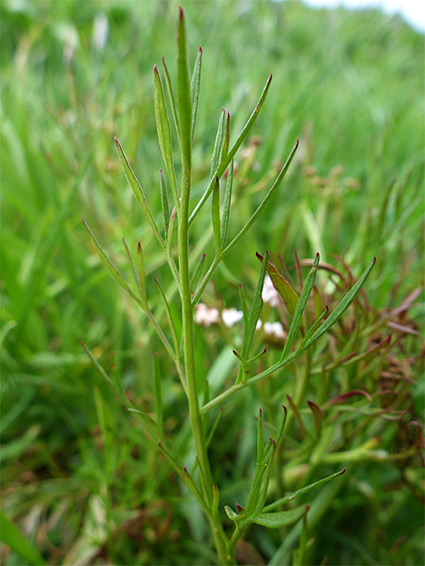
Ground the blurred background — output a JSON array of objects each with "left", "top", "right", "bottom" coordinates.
[{"left": 1, "top": 0, "right": 424, "bottom": 565}]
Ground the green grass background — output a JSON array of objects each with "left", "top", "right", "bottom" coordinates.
[{"left": 1, "top": 1, "right": 424, "bottom": 565}]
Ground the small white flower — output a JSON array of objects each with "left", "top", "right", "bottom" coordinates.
[
  {"left": 256, "top": 320, "right": 263, "bottom": 331},
  {"left": 222, "top": 308, "right": 243, "bottom": 328},
  {"left": 263, "top": 321, "right": 285, "bottom": 340},
  {"left": 194, "top": 303, "right": 220, "bottom": 327},
  {"left": 262, "top": 275, "right": 280, "bottom": 307}
]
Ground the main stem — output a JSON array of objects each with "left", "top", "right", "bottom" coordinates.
[{"left": 178, "top": 164, "right": 234, "bottom": 565}]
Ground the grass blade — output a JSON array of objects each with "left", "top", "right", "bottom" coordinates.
[
  {"left": 0, "top": 509, "right": 46, "bottom": 565},
  {"left": 302, "top": 258, "right": 376, "bottom": 349}
]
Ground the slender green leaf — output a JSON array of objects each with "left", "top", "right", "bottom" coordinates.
[
  {"left": 206, "top": 407, "right": 224, "bottom": 447},
  {"left": 153, "top": 65, "right": 179, "bottom": 208},
  {"left": 110, "top": 353, "right": 125, "bottom": 396},
  {"left": 212, "top": 176, "right": 222, "bottom": 252},
  {"left": 257, "top": 253, "right": 299, "bottom": 317},
  {"left": 224, "top": 505, "right": 239, "bottom": 522},
  {"left": 114, "top": 137, "right": 164, "bottom": 246},
  {"left": 122, "top": 237, "right": 139, "bottom": 292},
  {"left": 210, "top": 108, "right": 226, "bottom": 179},
  {"left": 153, "top": 353, "right": 164, "bottom": 439},
  {"left": 221, "top": 160, "right": 234, "bottom": 246},
  {"left": 183, "top": 466, "right": 210, "bottom": 516},
  {"left": 158, "top": 441, "right": 183, "bottom": 477},
  {"left": 177, "top": 7, "right": 192, "bottom": 170},
  {"left": 137, "top": 241, "right": 147, "bottom": 304},
  {"left": 300, "top": 305, "right": 329, "bottom": 348},
  {"left": 222, "top": 111, "right": 231, "bottom": 160},
  {"left": 212, "top": 483, "right": 220, "bottom": 516},
  {"left": 254, "top": 438, "right": 277, "bottom": 515},
  {"left": 189, "top": 74, "right": 273, "bottom": 224},
  {"left": 154, "top": 276, "right": 180, "bottom": 356},
  {"left": 253, "top": 505, "right": 307, "bottom": 529},
  {"left": 81, "top": 341, "right": 118, "bottom": 391},
  {"left": 246, "top": 437, "right": 274, "bottom": 513},
  {"left": 159, "top": 170, "right": 171, "bottom": 237},
  {"left": 166, "top": 206, "right": 178, "bottom": 251},
  {"left": 82, "top": 220, "right": 144, "bottom": 309},
  {"left": 0, "top": 509, "right": 46, "bottom": 565},
  {"left": 257, "top": 408, "right": 264, "bottom": 465},
  {"left": 239, "top": 250, "right": 268, "bottom": 382},
  {"left": 125, "top": 407, "right": 157, "bottom": 429},
  {"left": 161, "top": 55, "right": 180, "bottom": 135},
  {"left": 191, "top": 46, "right": 202, "bottom": 139},
  {"left": 238, "top": 282, "right": 249, "bottom": 322},
  {"left": 276, "top": 404, "right": 288, "bottom": 447},
  {"left": 263, "top": 468, "right": 346, "bottom": 512},
  {"left": 223, "top": 140, "right": 299, "bottom": 254},
  {"left": 302, "top": 258, "right": 376, "bottom": 349},
  {"left": 281, "top": 253, "right": 319, "bottom": 360},
  {"left": 190, "top": 252, "right": 206, "bottom": 292}
]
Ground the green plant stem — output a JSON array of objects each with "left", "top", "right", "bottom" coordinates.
[
  {"left": 201, "top": 349, "right": 303, "bottom": 414},
  {"left": 178, "top": 150, "right": 233, "bottom": 565}
]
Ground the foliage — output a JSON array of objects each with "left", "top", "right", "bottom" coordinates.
[{"left": 1, "top": 1, "right": 423, "bottom": 565}]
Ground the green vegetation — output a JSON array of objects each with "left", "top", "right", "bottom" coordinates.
[{"left": 1, "top": 1, "right": 423, "bottom": 565}]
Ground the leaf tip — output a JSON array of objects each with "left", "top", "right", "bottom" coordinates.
[
  {"left": 340, "top": 467, "right": 347, "bottom": 475},
  {"left": 199, "top": 46, "right": 203, "bottom": 53},
  {"left": 158, "top": 441, "right": 162, "bottom": 447}
]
